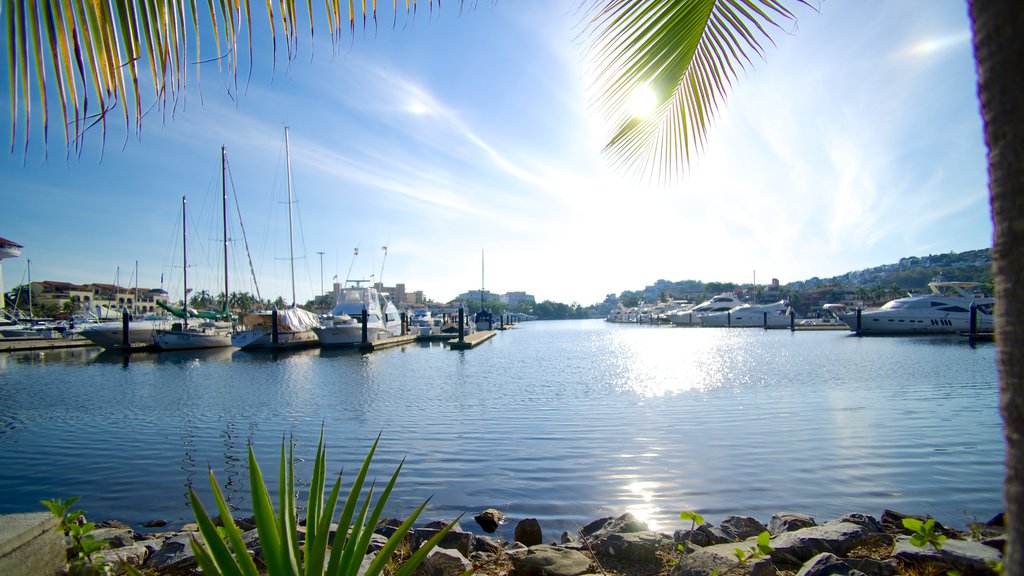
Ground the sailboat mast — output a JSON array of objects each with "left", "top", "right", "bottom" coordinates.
[
  {"left": 222, "top": 146, "right": 229, "bottom": 314},
  {"left": 481, "top": 249, "right": 484, "bottom": 311},
  {"left": 285, "top": 127, "right": 296, "bottom": 308},
  {"left": 182, "top": 196, "right": 188, "bottom": 327},
  {"left": 26, "top": 259, "right": 31, "bottom": 316}
]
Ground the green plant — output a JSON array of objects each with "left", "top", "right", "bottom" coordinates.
[
  {"left": 675, "top": 511, "right": 706, "bottom": 557},
  {"left": 41, "top": 496, "right": 110, "bottom": 575},
  {"left": 733, "top": 531, "right": 773, "bottom": 565},
  {"left": 189, "top": 430, "right": 460, "bottom": 576},
  {"left": 902, "top": 517, "right": 948, "bottom": 551}
]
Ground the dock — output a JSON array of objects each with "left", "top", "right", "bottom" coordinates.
[
  {"left": 0, "top": 337, "right": 96, "bottom": 352},
  {"left": 448, "top": 330, "right": 497, "bottom": 350},
  {"left": 357, "top": 333, "right": 419, "bottom": 352}
]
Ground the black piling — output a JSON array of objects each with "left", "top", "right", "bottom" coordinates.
[
  {"left": 272, "top": 309, "right": 279, "bottom": 344},
  {"left": 121, "top": 311, "right": 130, "bottom": 348},
  {"left": 361, "top": 308, "right": 369, "bottom": 345},
  {"left": 458, "top": 307, "right": 465, "bottom": 343}
]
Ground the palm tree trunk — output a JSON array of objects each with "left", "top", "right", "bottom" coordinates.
[{"left": 969, "top": 1, "right": 1024, "bottom": 572}]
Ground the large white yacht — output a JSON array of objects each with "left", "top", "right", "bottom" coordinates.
[
  {"left": 313, "top": 285, "right": 402, "bottom": 347},
  {"left": 835, "top": 282, "right": 995, "bottom": 335},
  {"left": 668, "top": 293, "right": 743, "bottom": 326},
  {"left": 699, "top": 300, "right": 792, "bottom": 328}
]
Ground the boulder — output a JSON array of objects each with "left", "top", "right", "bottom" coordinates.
[
  {"left": 675, "top": 523, "right": 737, "bottom": 546},
  {"left": 515, "top": 518, "right": 543, "bottom": 547},
  {"left": 722, "top": 516, "right": 768, "bottom": 540},
  {"left": 473, "top": 509, "right": 505, "bottom": 533},
  {"left": 892, "top": 535, "right": 1002, "bottom": 575},
  {"left": 510, "top": 544, "right": 593, "bottom": 576},
  {"left": 879, "top": 510, "right": 957, "bottom": 539},
  {"left": 94, "top": 543, "right": 150, "bottom": 567},
  {"left": 145, "top": 532, "right": 200, "bottom": 572},
  {"left": 769, "top": 522, "right": 872, "bottom": 567},
  {"left": 591, "top": 530, "right": 670, "bottom": 562},
  {"left": 768, "top": 513, "right": 817, "bottom": 536},
  {"left": 142, "top": 519, "right": 168, "bottom": 528},
  {"left": 595, "top": 512, "right": 648, "bottom": 535},
  {"left": 794, "top": 553, "right": 866, "bottom": 576},
  {"left": 424, "top": 547, "right": 473, "bottom": 576},
  {"left": 579, "top": 517, "right": 613, "bottom": 538},
  {"left": 829, "top": 514, "right": 882, "bottom": 533},
  {"left": 844, "top": 557, "right": 899, "bottom": 576},
  {"left": 668, "top": 541, "right": 742, "bottom": 576},
  {"left": 413, "top": 522, "right": 473, "bottom": 557}
]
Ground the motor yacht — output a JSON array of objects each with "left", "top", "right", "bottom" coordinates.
[
  {"left": 313, "top": 284, "right": 402, "bottom": 347},
  {"left": 668, "top": 293, "right": 743, "bottom": 326},
  {"left": 835, "top": 282, "right": 995, "bottom": 335},
  {"left": 700, "top": 300, "right": 792, "bottom": 328}
]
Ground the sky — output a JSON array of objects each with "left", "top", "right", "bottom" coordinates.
[{"left": 0, "top": 1, "right": 992, "bottom": 307}]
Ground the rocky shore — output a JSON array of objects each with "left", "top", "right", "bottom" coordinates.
[{"left": 76, "top": 508, "right": 1005, "bottom": 576}]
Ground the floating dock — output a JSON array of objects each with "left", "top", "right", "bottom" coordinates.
[
  {"left": 448, "top": 330, "right": 497, "bottom": 350},
  {"left": 0, "top": 337, "right": 96, "bottom": 352},
  {"left": 357, "top": 333, "right": 418, "bottom": 352}
]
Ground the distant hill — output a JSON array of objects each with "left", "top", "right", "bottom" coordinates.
[{"left": 612, "top": 248, "right": 993, "bottom": 305}]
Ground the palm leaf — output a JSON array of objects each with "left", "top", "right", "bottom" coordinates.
[{"left": 587, "top": 0, "right": 807, "bottom": 183}]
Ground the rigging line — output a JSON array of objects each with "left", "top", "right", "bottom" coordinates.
[{"left": 227, "top": 155, "right": 263, "bottom": 304}]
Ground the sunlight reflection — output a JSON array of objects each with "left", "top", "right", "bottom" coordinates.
[
  {"left": 624, "top": 481, "right": 662, "bottom": 531},
  {"left": 607, "top": 328, "right": 747, "bottom": 397}
]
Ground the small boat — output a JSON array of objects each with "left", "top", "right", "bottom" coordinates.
[
  {"left": 835, "top": 281, "right": 995, "bottom": 335},
  {"left": 232, "top": 128, "right": 320, "bottom": 351},
  {"left": 699, "top": 300, "right": 792, "bottom": 328},
  {"left": 668, "top": 293, "right": 743, "bottom": 326},
  {"left": 314, "top": 283, "right": 402, "bottom": 347}
]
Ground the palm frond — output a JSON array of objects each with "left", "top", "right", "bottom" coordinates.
[
  {"left": 587, "top": 0, "right": 808, "bottom": 183},
  {"left": 2, "top": 0, "right": 451, "bottom": 159}
]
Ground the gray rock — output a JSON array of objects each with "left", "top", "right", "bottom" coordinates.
[
  {"left": 515, "top": 518, "right": 543, "bottom": 547},
  {"left": 722, "top": 516, "right": 768, "bottom": 540},
  {"left": 560, "top": 531, "right": 579, "bottom": 545},
  {"left": 367, "top": 533, "right": 389, "bottom": 553},
  {"left": 91, "top": 527, "right": 136, "bottom": 548},
  {"left": 413, "top": 523, "right": 473, "bottom": 557},
  {"left": 892, "top": 535, "right": 1002, "bottom": 574},
  {"left": 844, "top": 557, "right": 899, "bottom": 576},
  {"left": 879, "top": 510, "right": 957, "bottom": 539},
  {"left": 579, "top": 517, "right": 612, "bottom": 538},
  {"left": 510, "top": 544, "right": 593, "bottom": 576},
  {"left": 768, "top": 513, "right": 817, "bottom": 536},
  {"left": 94, "top": 543, "right": 150, "bottom": 566},
  {"left": 829, "top": 514, "right": 882, "bottom": 533},
  {"left": 668, "top": 541, "right": 741, "bottom": 576},
  {"left": 794, "top": 553, "right": 866, "bottom": 576},
  {"left": 504, "top": 541, "right": 529, "bottom": 555},
  {"left": 751, "top": 557, "right": 780, "bottom": 576},
  {"left": 142, "top": 519, "right": 168, "bottom": 528},
  {"left": 596, "top": 512, "right": 648, "bottom": 535},
  {"left": 145, "top": 532, "right": 200, "bottom": 571},
  {"left": 769, "top": 522, "right": 872, "bottom": 567},
  {"left": 592, "top": 530, "right": 670, "bottom": 562},
  {"left": 473, "top": 535, "right": 502, "bottom": 555},
  {"left": 424, "top": 547, "right": 473, "bottom": 576},
  {"left": 674, "top": 523, "right": 736, "bottom": 547},
  {"left": 473, "top": 509, "right": 505, "bottom": 533},
  {"left": 134, "top": 539, "right": 166, "bottom": 555}
]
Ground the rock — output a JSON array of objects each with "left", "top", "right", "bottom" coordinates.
[
  {"left": 504, "top": 541, "right": 529, "bottom": 555},
  {"left": 675, "top": 523, "right": 737, "bottom": 546},
  {"left": 91, "top": 526, "right": 136, "bottom": 548},
  {"left": 95, "top": 519, "right": 131, "bottom": 529},
  {"left": 892, "top": 535, "right": 1002, "bottom": 574},
  {"left": 366, "top": 533, "right": 389, "bottom": 553},
  {"left": 668, "top": 541, "right": 741, "bottom": 576},
  {"left": 844, "top": 557, "right": 899, "bottom": 576},
  {"left": 768, "top": 513, "right": 817, "bottom": 536},
  {"left": 145, "top": 532, "right": 200, "bottom": 571},
  {"left": 595, "top": 512, "right": 648, "bottom": 535},
  {"left": 879, "top": 510, "right": 957, "bottom": 539},
  {"left": 591, "top": 530, "right": 670, "bottom": 562},
  {"left": 142, "top": 519, "right": 168, "bottom": 528},
  {"left": 579, "top": 517, "right": 612, "bottom": 538},
  {"left": 94, "top": 543, "right": 151, "bottom": 567},
  {"left": 473, "top": 535, "right": 502, "bottom": 555},
  {"left": 794, "top": 553, "right": 866, "bottom": 576},
  {"left": 510, "top": 544, "right": 593, "bottom": 576},
  {"left": 473, "top": 509, "right": 505, "bottom": 533},
  {"left": 829, "top": 514, "right": 882, "bottom": 533},
  {"left": 986, "top": 512, "right": 1004, "bottom": 527},
  {"left": 515, "top": 518, "right": 543, "bottom": 547},
  {"left": 413, "top": 522, "right": 474, "bottom": 557},
  {"left": 751, "top": 557, "right": 779, "bottom": 576},
  {"left": 560, "top": 531, "right": 579, "bottom": 545},
  {"left": 424, "top": 548, "right": 473, "bottom": 576},
  {"left": 769, "top": 522, "right": 872, "bottom": 567},
  {"left": 722, "top": 516, "right": 768, "bottom": 540}
]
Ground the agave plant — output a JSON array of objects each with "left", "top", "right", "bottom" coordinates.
[{"left": 188, "top": 431, "right": 459, "bottom": 576}]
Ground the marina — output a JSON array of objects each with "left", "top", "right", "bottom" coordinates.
[{"left": 0, "top": 319, "right": 1002, "bottom": 537}]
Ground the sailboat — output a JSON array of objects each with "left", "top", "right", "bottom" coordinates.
[
  {"left": 474, "top": 249, "right": 494, "bottom": 331},
  {"left": 153, "top": 148, "right": 234, "bottom": 350},
  {"left": 232, "top": 128, "right": 320, "bottom": 350}
]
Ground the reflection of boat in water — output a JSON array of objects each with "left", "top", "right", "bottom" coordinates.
[
  {"left": 668, "top": 293, "right": 743, "bottom": 326},
  {"left": 700, "top": 300, "right": 791, "bottom": 328},
  {"left": 835, "top": 282, "right": 995, "bottom": 335}
]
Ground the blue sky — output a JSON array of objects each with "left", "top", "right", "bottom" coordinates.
[{"left": 1, "top": 1, "right": 991, "bottom": 307}]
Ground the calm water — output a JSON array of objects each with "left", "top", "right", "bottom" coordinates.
[{"left": 0, "top": 320, "right": 1003, "bottom": 536}]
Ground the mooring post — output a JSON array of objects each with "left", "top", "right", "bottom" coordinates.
[
  {"left": 400, "top": 312, "right": 407, "bottom": 336},
  {"left": 763, "top": 311, "right": 768, "bottom": 330},
  {"left": 361, "top": 308, "right": 368, "bottom": 344},
  {"left": 458, "top": 307, "right": 465, "bottom": 342},
  {"left": 856, "top": 308, "right": 862, "bottom": 335},
  {"left": 272, "top": 309, "right": 279, "bottom": 344},
  {"left": 121, "top": 310, "right": 130, "bottom": 348},
  {"left": 789, "top": 309, "right": 796, "bottom": 332},
  {"left": 970, "top": 302, "right": 978, "bottom": 336},
  {"left": 727, "top": 311, "right": 732, "bottom": 328}
]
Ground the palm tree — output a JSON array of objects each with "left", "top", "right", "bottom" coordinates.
[{"left": 4, "top": 0, "right": 1021, "bottom": 570}]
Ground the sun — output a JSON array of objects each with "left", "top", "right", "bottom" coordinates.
[{"left": 627, "top": 85, "right": 657, "bottom": 118}]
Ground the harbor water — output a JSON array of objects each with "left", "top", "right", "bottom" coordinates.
[{"left": 0, "top": 319, "right": 1003, "bottom": 535}]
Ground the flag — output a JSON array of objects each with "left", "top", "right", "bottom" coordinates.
[
  {"left": 354, "top": 248, "right": 359, "bottom": 256},
  {"left": 332, "top": 274, "right": 338, "bottom": 281}
]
